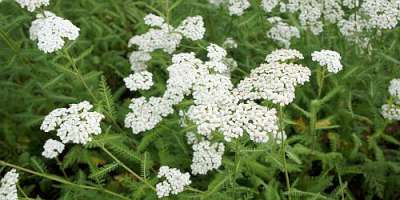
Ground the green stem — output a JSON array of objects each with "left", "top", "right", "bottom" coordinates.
[
  {"left": 317, "top": 68, "right": 326, "bottom": 98},
  {"left": 310, "top": 100, "right": 320, "bottom": 151},
  {"left": 63, "top": 50, "right": 125, "bottom": 132},
  {"left": 0, "top": 160, "right": 130, "bottom": 200},
  {"left": 63, "top": 50, "right": 98, "bottom": 103},
  {"left": 97, "top": 143, "right": 156, "bottom": 191},
  {"left": 17, "top": 184, "right": 32, "bottom": 200},
  {"left": 336, "top": 165, "right": 346, "bottom": 200},
  {"left": 187, "top": 186, "right": 205, "bottom": 193},
  {"left": 165, "top": 0, "right": 170, "bottom": 31},
  {"left": 0, "top": 29, "right": 18, "bottom": 53},
  {"left": 278, "top": 106, "right": 291, "bottom": 200},
  {"left": 55, "top": 157, "right": 67, "bottom": 178}
]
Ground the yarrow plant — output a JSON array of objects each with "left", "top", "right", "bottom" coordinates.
[{"left": 1, "top": 0, "right": 400, "bottom": 199}]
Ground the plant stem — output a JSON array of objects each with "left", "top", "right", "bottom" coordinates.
[
  {"left": 0, "top": 29, "right": 18, "bottom": 53},
  {"left": 97, "top": 143, "right": 156, "bottom": 191},
  {"left": 55, "top": 157, "right": 67, "bottom": 178},
  {"left": 336, "top": 165, "right": 346, "bottom": 200},
  {"left": 17, "top": 184, "right": 32, "bottom": 200},
  {"left": 0, "top": 160, "right": 130, "bottom": 200},
  {"left": 165, "top": 0, "right": 170, "bottom": 31},
  {"left": 317, "top": 68, "right": 326, "bottom": 98},
  {"left": 63, "top": 50, "right": 98, "bottom": 103},
  {"left": 310, "top": 100, "right": 320, "bottom": 151},
  {"left": 187, "top": 186, "right": 205, "bottom": 193},
  {"left": 63, "top": 50, "right": 125, "bottom": 132},
  {"left": 278, "top": 106, "right": 291, "bottom": 200}
]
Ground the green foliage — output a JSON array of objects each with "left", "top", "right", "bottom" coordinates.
[{"left": 1, "top": 0, "right": 400, "bottom": 200}]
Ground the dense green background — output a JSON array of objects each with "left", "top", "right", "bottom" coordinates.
[{"left": 1, "top": 0, "right": 400, "bottom": 199}]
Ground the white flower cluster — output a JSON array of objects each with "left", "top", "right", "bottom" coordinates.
[
  {"left": 128, "top": 14, "right": 205, "bottom": 56},
  {"left": 42, "top": 139, "right": 65, "bottom": 159},
  {"left": 311, "top": 50, "right": 343, "bottom": 73},
  {"left": 208, "top": 0, "right": 250, "bottom": 16},
  {"left": 265, "top": 49, "right": 304, "bottom": 63},
  {"left": 267, "top": 17, "right": 300, "bottom": 48},
  {"left": 40, "top": 101, "right": 104, "bottom": 158},
  {"left": 228, "top": 0, "right": 251, "bottom": 16},
  {"left": 255, "top": 0, "right": 400, "bottom": 47},
  {"left": 156, "top": 166, "right": 191, "bottom": 198},
  {"left": 176, "top": 16, "right": 206, "bottom": 41},
  {"left": 187, "top": 135, "right": 225, "bottom": 175},
  {"left": 223, "top": 37, "right": 238, "bottom": 49},
  {"left": 0, "top": 169, "right": 19, "bottom": 200},
  {"left": 128, "top": 51, "right": 151, "bottom": 72},
  {"left": 125, "top": 44, "right": 235, "bottom": 134},
  {"left": 381, "top": 104, "right": 400, "bottom": 121},
  {"left": 360, "top": 0, "right": 400, "bottom": 30},
  {"left": 235, "top": 49, "right": 311, "bottom": 106},
  {"left": 125, "top": 14, "right": 206, "bottom": 92},
  {"left": 382, "top": 78, "right": 400, "bottom": 121},
  {"left": 262, "top": 0, "right": 279, "bottom": 13},
  {"left": 125, "top": 97, "right": 173, "bottom": 134},
  {"left": 123, "top": 71, "right": 153, "bottom": 91},
  {"left": 15, "top": 0, "right": 50, "bottom": 12},
  {"left": 388, "top": 79, "right": 400, "bottom": 101},
  {"left": 29, "top": 11, "right": 80, "bottom": 53},
  {"left": 125, "top": 44, "right": 290, "bottom": 142}
]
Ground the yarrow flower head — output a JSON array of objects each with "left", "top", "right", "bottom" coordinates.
[
  {"left": 228, "top": 0, "right": 251, "bottom": 16},
  {"left": 223, "top": 37, "right": 238, "bottom": 49},
  {"left": 311, "top": 50, "right": 343, "bottom": 73},
  {"left": 265, "top": 49, "right": 304, "bottom": 63},
  {"left": 156, "top": 166, "right": 191, "bottom": 198},
  {"left": 125, "top": 97, "right": 174, "bottom": 134},
  {"left": 128, "top": 14, "right": 205, "bottom": 54},
  {"left": 123, "top": 71, "right": 153, "bottom": 91},
  {"left": 381, "top": 78, "right": 400, "bottom": 121},
  {"left": 190, "top": 139, "right": 225, "bottom": 175},
  {"left": 29, "top": 11, "right": 80, "bottom": 53},
  {"left": 388, "top": 79, "right": 400, "bottom": 101},
  {"left": 207, "top": 43, "right": 227, "bottom": 61},
  {"left": 128, "top": 51, "right": 152, "bottom": 72},
  {"left": 262, "top": 0, "right": 279, "bottom": 12},
  {"left": 233, "top": 49, "right": 310, "bottom": 107},
  {"left": 267, "top": 17, "right": 300, "bottom": 48},
  {"left": 15, "top": 0, "right": 50, "bottom": 12},
  {"left": 40, "top": 101, "right": 104, "bottom": 144},
  {"left": 144, "top": 14, "right": 165, "bottom": 28},
  {"left": 42, "top": 139, "right": 65, "bottom": 159},
  {"left": 381, "top": 103, "right": 400, "bottom": 121},
  {"left": 0, "top": 169, "right": 19, "bottom": 200},
  {"left": 176, "top": 16, "right": 206, "bottom": 41}
]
